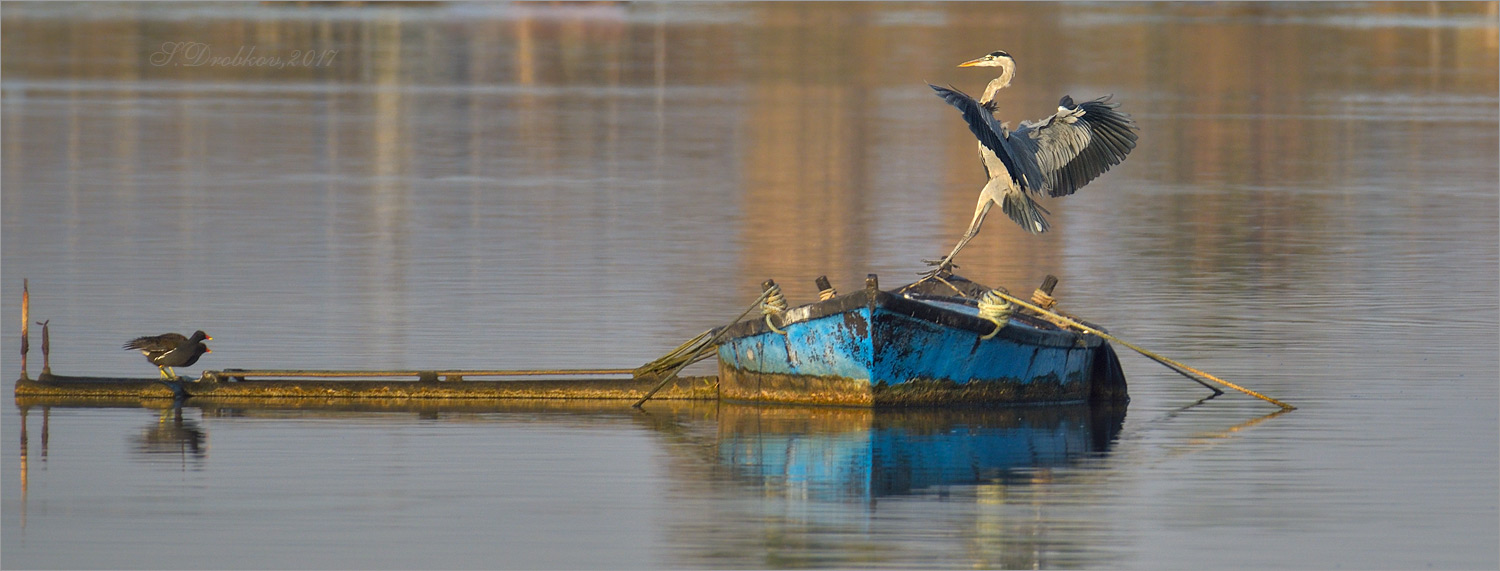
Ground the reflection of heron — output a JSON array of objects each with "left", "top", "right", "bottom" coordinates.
[
  {"left": 928, "top": 50, "right": 1139, "bottom": 271},
  {"left": 123, "top": 330, "right": 212, "bottom": 379}
]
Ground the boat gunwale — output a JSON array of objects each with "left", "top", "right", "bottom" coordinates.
[{"left": 717, "top": 287, "right": 1100, "bottom": 350}]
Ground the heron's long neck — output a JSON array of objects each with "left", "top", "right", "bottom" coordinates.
[{"left": 979, "top": 67, "right": 1013, "bottom": 109}]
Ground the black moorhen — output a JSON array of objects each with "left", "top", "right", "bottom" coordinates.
[{"left": 123, "top": 330, "right": 212, "bottom": 379}]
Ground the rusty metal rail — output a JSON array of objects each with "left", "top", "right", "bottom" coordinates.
[
  {"left": 204, "top": 368, "right": 637, "bottom": 381},
  {"left": 16, "top": 372, "right": 718, "bottom": 401}
]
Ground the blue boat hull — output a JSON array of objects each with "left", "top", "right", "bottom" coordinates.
[{"left": 715, "top": 277, "right": 1127, "bottom": 406}]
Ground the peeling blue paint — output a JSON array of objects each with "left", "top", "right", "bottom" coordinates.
[{"left": 717, "top": 289, "right": 1117, "bottom": 406}]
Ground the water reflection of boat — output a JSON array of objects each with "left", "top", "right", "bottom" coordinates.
[
  {"left": 14, "top": 396, "right": 1122, "bottom": 502},
  {"left": 713, "top": 403, "right": 1125, "bottom": 499},
  {"left": 716, "top": 274, "right": 1129, "bottom": 407}
]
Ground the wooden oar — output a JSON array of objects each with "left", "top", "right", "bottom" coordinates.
[{"left": 991, "top": 290, "right": 1296, "bottom": 411}]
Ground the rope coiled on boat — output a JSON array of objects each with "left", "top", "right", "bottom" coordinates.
[
  {"left": 978, "top": 288, "right": 1013, "bottom": 340},
  {"left": 762, "top": 281, "right": 789, "bottom": 335},
  {"left": 1030, "top": 289, "right": 1057, "bottom": 310}
]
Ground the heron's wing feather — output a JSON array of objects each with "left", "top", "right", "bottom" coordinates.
[
  {"left": 1012, "top": 95, "right": 1139, "bottom": 198},
  {"left": 988, "top": 178, "right": 1052, "bottom": 234},
  {"left": 929, "top": 84, "right": 1045, "bottom": 192}
]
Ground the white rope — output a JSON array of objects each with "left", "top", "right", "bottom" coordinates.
[{"left": 977, "top": 288, "right": 1013, "bottom": 340}]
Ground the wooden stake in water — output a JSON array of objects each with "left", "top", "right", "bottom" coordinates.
[
  {"left": 20, "top": 279, "right": 29, "bottom": 380},
  {"left": 37, "top": 319, "right": 50, "bottom": 376}
]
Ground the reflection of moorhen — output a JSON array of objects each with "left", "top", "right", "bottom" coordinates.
[
  {"left": 123, "top": 331, "right": 212, "bottom": 379},
  {"left": 137, "top": 407, "right": 208, "bottom": 461}
]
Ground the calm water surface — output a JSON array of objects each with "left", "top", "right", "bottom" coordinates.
[{"left": 2, "top": 2, "right": 1497, "bottom": 569}]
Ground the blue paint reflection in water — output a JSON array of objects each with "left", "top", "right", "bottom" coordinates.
[
  {"left": 715, "top": 405, "right": 1124, "bottom": 500},
  {"left": 1, "top": 1, "right": 1496, "bottom": 568}
]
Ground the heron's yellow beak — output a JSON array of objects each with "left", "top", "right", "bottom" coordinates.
[{"left": 958, "top": 57, "right": 986, "bottom": 67}]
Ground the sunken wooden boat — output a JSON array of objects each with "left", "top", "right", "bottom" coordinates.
[{"left": 714, "top": 273, "right": 1128, "bottom": 407}]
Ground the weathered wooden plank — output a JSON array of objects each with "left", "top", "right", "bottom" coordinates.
[
  {"left": 203, "top": 368, "right": 637, "bottom": 380},
  {"left": 15, "top": 373, "right": 719, "bottom": 401}
]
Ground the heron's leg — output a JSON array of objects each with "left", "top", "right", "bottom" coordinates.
[
  {"left": 930, "top": 196, "right": 994, "bottom": 270},
  {"left": 157, "top": 366, "right": 170, "bottom": 380}
]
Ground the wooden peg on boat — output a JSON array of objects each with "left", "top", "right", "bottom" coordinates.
[
  {"left": 1032, "top": 274, "right": 1059, "bottom": 309},
  {"left": 815, "top": 276, "right": 837, "bottom": 301}
]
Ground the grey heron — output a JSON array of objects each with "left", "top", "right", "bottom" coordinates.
[{"left": 927, "top": 50, "right": 1138, "bottom": 271}]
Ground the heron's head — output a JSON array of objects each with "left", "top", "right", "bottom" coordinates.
[
  {"left": 959, "top": 50, "right": 1015, "bottom": 90},
  {"left": 959, "top": 50, "right": 1013, "bottom": 69}
]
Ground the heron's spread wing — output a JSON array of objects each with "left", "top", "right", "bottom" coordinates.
[
  {"left": 1012, "top": 95, "right": 1138, "bottom": 198},
  {"left": 928, "top": 84, "right": 1045, "bottom": 192}
]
